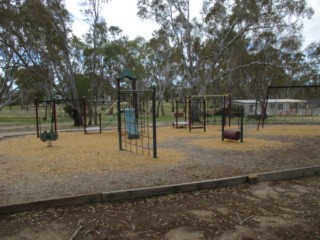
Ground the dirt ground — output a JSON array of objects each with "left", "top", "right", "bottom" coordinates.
[
  {"left": 0, "top": 176, "right": 319, "bottom": 239},
  {"left": 0, "top": 124, "right": 320, "bottom": 239}
]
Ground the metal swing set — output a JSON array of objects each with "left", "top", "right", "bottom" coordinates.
[{"left": 34, "top": 98, "right": 59, "bottom": 146}]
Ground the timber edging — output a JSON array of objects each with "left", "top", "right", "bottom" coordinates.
[{"left": 1, "top": 165, "right": 319, "bottom": 215}]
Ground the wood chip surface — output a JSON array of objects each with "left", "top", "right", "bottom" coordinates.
[{"left": 1, "top": 124, "right": 319, "bottom": 205}]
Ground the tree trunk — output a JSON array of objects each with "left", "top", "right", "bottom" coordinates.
[
  {"left": 44, "top": 102, "right": 48, "bottom": 121},
  {"left": 171, "top": 96, "right": 175, "bottom": 113},
  {"left": 156, "top": 100, "right": 161, "bottom": 118},
  {"left": 161, "top": 101, "right": 165, "bottom": 116}
]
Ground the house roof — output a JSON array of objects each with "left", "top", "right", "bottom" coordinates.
[{"left": 233, "top": 99, "right": 306, "bottom": 104}]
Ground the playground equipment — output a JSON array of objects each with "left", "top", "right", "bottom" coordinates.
[
  {"left": 124, "top": 108, "right": 140, "bottom": 139},
  {"left": 173, "top": 98, "right": 188, "bottom": 128},
  {"left": 173, "top": 94, "right": 231, "bottom": 132},
  {"left": 188, "top": 96, "right": 206, "bottom": 132},
  {"left": 117, "top": 69, "right": 157, "bottom": 158},
  {"left": 39, "top": 128, "right": 59, "bottom": 143},
  {"left": 257, "top": 85, "right": 320, "bottom": 130},
  {"left": 34, "top": 98, "right": 59, "bottom": 145},
  {"left": 82, "top": 97, "right": 102, "bottom": 134},
  {"left": 82, "top": 97, "right": 118, "bottom": 134},
  {"left": 222, "top": 108, "right": 244, "bottom": 143}
]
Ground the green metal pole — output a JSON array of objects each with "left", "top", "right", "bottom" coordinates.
[
  {"left": 117, "top": 80, "right": 122, "bottom": 150},
  {"left": 240, "top": 109, "right": 244, "bottom": 143},
  {"left": 189, "top": 97, "right": 192, "bottom": 133},
  {"left": 203, "top": 98, "right": 206, "bottom": 132},
  {"left": 99, "top": 113, "right": 102, "bottom": 134},
  {"left": 83, "top": 97, "right": 87, "bottom": 134},
  {"left": 228, "top": 94, "right": 231, "bottom": 127},
  {"left": 34, "top": 98, "right": 39, "bottom": 138},
  {"left": 53, "top": 98, "right": 57, "bottom": 133},
  {"left": 222, "top": 107, "right": 225, "bottom": 141},
  {"left": 175, "top": 99, "right": 178, "bottom": 128},
  {"left": 152, "top": 87, "right": 157, "bottom": 158}
]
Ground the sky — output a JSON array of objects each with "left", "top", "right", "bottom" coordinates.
[{"left": 66, "top": 0, "right": 320, "bottom": 48}]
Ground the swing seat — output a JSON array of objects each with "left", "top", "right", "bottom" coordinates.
[
  {"left": 40, "top": 129, "right": 58, "bottom": 142},
  {"left": 223, "top": 129, "right": 241, "bottom": 140},
  {"left": 172, "top": 121, "right": 188, "bottom": 128},
  {"left": 86, "top": 127, "right": 100, "bottom": 131},
  {"left": 85, "top": 126, "right": 101, "bottom": 133}
]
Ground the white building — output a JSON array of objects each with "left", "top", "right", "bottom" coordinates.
[{"left": 232, "top": 99, "right": 320, "bottom": 116}]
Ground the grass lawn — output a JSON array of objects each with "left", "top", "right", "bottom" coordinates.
[{"left": 1, "top": 102, "right": 320, "bottom": 132}]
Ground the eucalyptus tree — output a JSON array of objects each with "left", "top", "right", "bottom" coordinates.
[
  {"left": 0, "top": 43, "right": 20, "bottom": 110},
  {"left": 145, "top": 29, "right": 180, "bottom": 116},
  {"left": 201, "top": 0, "right": 313, "bottom": 99},
  {"left": 102, "top": 35, "right": 128, "bottom": 85},
  {"left": 45, "top": 0, "right": 84, "bottom": 126},
  {"left": 81, "top": 0, "right": 109, "bottom": 125},
  {"left": 0, "top": 0, "right": 83, "bottom": 125},
  {"left": 70, "top": 35, "right": 87, "bottom": 75},
  {"left": 124, "top": 37, "right": 149, "bottom": 89},
  {"left": 0, "top": 0, "right": 53, "bottom": 107},
  {"left": 138, "top": 0, "right": 202, "bottom": 95},
  {"left": 14, "top": 66, "right": 50, "bottom": 110},
  {"left": 137, "top": 0, "right": 314, "bottom": 98},
  {"left": 104, "top": 35, "right": 149, "bottom": 87},
  {"left": 305, "top": 42, "right": 320, "bottom": 85}
]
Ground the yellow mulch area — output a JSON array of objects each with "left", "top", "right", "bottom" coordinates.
[
  {"left": 250, "top": 125, "right": 320, "bottom": 136},
  {"left": 192, "top": 137, "right": 292, "bottom": 152},
  {"left": 1, "top": 125, "right": 319, "bottom": 182},
  {"left": 0, "top": 131, "right": 185, "bottom": 182},
  {"left": 191, "top": 125, "right": 320, "bottom": 152}
]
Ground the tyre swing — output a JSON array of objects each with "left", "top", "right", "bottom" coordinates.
[
  {"left": 221, "top": 107, "right": 244, "bottom": 143},
  {"left": 34, "top": 98, "right": 59, "bottom": 146}
]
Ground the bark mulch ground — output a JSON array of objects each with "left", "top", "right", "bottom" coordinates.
[{"left": 0, "top": 124, "right": 320, "bottom": 239}]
